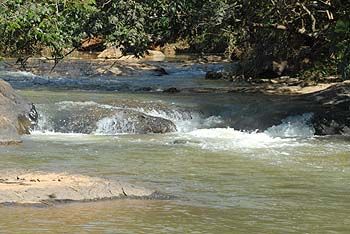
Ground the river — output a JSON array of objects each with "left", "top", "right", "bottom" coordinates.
[{"left": 0, "top": 62, "right": 350, "bottom": 233}]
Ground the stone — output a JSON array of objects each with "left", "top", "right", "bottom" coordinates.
[
  {"left": 0, "top": 170, "right": 157, "bottom": 205},
  {"left": 272, "top": 61, "right": 289, "bottom": 76},
  {"left": 42, "top": 104, "right": 177, "bottom": 134},
  {"left": 163, "top": 87, "right": 180, "bottom": 93},
  {"left": 153, "top": 67, "right": 168, "bottom": 76},
  {"left": 205, "top": 71, "right": 224, "bottom": 80},
  {"left": 97, "top": 48, "right": 165, "bottom": 61},
  {"left": 144, "top": 50, "right": 166, "bottom": 61},
  {"left": 0, "top": 117, "right": 22, "bottom": 144},
  {"left": 96, "top": 67, "right": 123, "bottom": 76},
  {"left": 97, "top": 46, "right": 124, "bottom": 59},
  {"left": 306, "top": 83, "right": 350, "bottom": 135},
  {"left": 0, "top": 79, "right": 37, "bottom": 144},
  {"left": 161, "top": 44, "right": 177, "bottom": 56}
]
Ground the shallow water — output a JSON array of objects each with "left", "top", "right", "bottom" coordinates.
[{"left": 0, "top": 89, "right": 350, "bottom": 233}]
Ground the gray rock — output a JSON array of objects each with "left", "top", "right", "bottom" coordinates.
[
  {"left": 222, "top": 83, "right": 350, "bottom": 136},
  {"left": 39, "top": 104, "right": 176, "bottom": 134},
  {"left": 205, "top": 71, "right": 224, "bottom": 80},
  {"left": 306, "top": 83, "right": 350, "bottom": 135},
  {"left": 0, "top": 79, "right": 37, "bottom": 144}
]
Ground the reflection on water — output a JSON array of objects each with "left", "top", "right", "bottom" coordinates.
[
  {"left": 1, "top": 195, "right": 350, "bottom": 233},
  {"left": 0, "top": 200, "right": 272, "bottom": 233},
  {"left": 0, "top": 90, "right": 350, "bottom": 233}
]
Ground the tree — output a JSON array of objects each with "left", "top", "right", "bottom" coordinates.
[{"left": 0, "top": 0, "right": 349, "bottom": 80}]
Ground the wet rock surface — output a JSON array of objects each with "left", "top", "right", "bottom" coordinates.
[
  {"left": 0, "top": 79, "right": 37, "bottom": 144},
  {"left": 306, "top": 83, "right": 350, "bottom": 135},
  {"left": 38, "top": 103, "right": 177, "bottom": 134},
  {"left": 0, "top": 170, "right": 156, "bottom": 205},
  {"left": 229, "top": 82, "right": 350, "bottom": 136}
]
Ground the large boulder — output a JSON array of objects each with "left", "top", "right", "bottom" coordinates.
[
  {"left": 219, "top": 82, "right": 350, "bottom": 136},
  {"left": 306, "top": 82, "right": 350, "bottom": 135},
  {"left": 249, "top": 82, "right": 350, "bottom": 136},
  {"left": 38, "top": 103, "right": 177, "bottom": 134},
  {"left": 97, "top": 48, "right": 165, "bottom": 61},
  {"left": 144, "top": 50, "right": 166, "bottom": 61},
  {"left": 97, "top": 46, "right": 124, "bottom": 59},
  {"left": 0, "top": 79, "right": 37, "bottom": 144}
]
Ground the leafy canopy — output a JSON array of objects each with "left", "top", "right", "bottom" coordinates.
[{"left": 0, "top": 0, "right": 349, "bottom": 78}]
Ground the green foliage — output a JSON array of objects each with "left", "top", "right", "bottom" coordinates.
[
  {"left": 0, "top": 0, "right": 349, "bottom": 79},
  {"left": 334, "top": 19, "right": 350, "bottom": 79},
  {"left": 0, "top": 0, "right": 95, "bottom": 66}
]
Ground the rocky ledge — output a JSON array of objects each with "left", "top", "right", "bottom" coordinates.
[
  {"left": 306, "top": 82, "right": 350, "bottom": 135},
  {"left": 226, "top": 81, "right": 350, "bottom": 136},
  {"left": 0, "top": 171, "right": 158, "bottom": 205},
  {"left": 0, "top": 79, "right": 37, "bottom": 144}
]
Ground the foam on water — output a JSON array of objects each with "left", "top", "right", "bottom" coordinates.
[
  {"left": 183, "top": 128, "right": 294, "bottom": 150},
  {"left": 179, "top": 114, "right": 315, "bottom": 150},
  {"left": 56, "top": 101, "right": 116, "bottom": 110},
  {"left": 0, "top": 70, "right": 36, "bottom": 78},
  {"left": 33, "top": 101, "right": 222, "bottom": 135},
  {"left": 136, "top": 108, "right": 223, "bottom": 132},
  {"left": 32, "top": 101, "right": 316, "bottom": 150},
  {"left": 95, "top": 116, "right": 137, "bottom": 135},
  {"left": 265, "top": 113, "right": 315, "bottom": 138},
  {"left": 30, "top": 131, "right": 87, "bottom": 137}
]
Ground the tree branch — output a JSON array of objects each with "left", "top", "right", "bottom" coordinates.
[{"left": 300, "top": 3, "right": 317, "bottom": 32}]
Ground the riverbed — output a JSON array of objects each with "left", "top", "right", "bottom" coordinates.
[{"left": 0, "top": 62, "right": 350, "bottom": 233}]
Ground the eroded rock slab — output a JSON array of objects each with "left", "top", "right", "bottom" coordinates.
[{"left": 0, "top": 171, "right": 155, "bottom": 205}]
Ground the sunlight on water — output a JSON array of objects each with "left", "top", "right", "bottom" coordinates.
[{"left": 0, "top": 90, "right": 350, "bottom": 233}]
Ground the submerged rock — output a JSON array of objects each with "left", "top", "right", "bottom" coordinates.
[
  {"left": 205, "top": 71, "right": 224, "bottom": 80},
  {"left": 0, "top": 79, "right": 37, "bottom": 144},
  {"left": 0, "top": 171, "right": 156, "bottom": 205},
  {"left": 205, "top": 71, "right": 233, "bottom": 81},
  {"left": 163, "top": 87, "right": 180, "bottom": 93}
]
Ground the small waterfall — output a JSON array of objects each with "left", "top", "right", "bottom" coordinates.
[
  {"left": 176, "top": 113, "right": 316, "bottom": 151},
  {"left": 95, "top": 116, "right": 138, "bottom": 135},
  {"left": 33, "top": 108, "right": 54, "bottom": 133},
  {"left": 33, "top": 101, "right": 220, "bottom": 135},
  {"left": 32, "top": 99, "right": 316, "bottom": 141},
  {"left": 134, "top": 108, "right": 223, "bottom": 132},
  {"left": 265, "top": 113, "right": 315, "bottom": 138}
]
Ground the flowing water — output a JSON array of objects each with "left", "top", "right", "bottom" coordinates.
[{"left": 0, "top": 66, "right": 350, "bottom": 233}]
